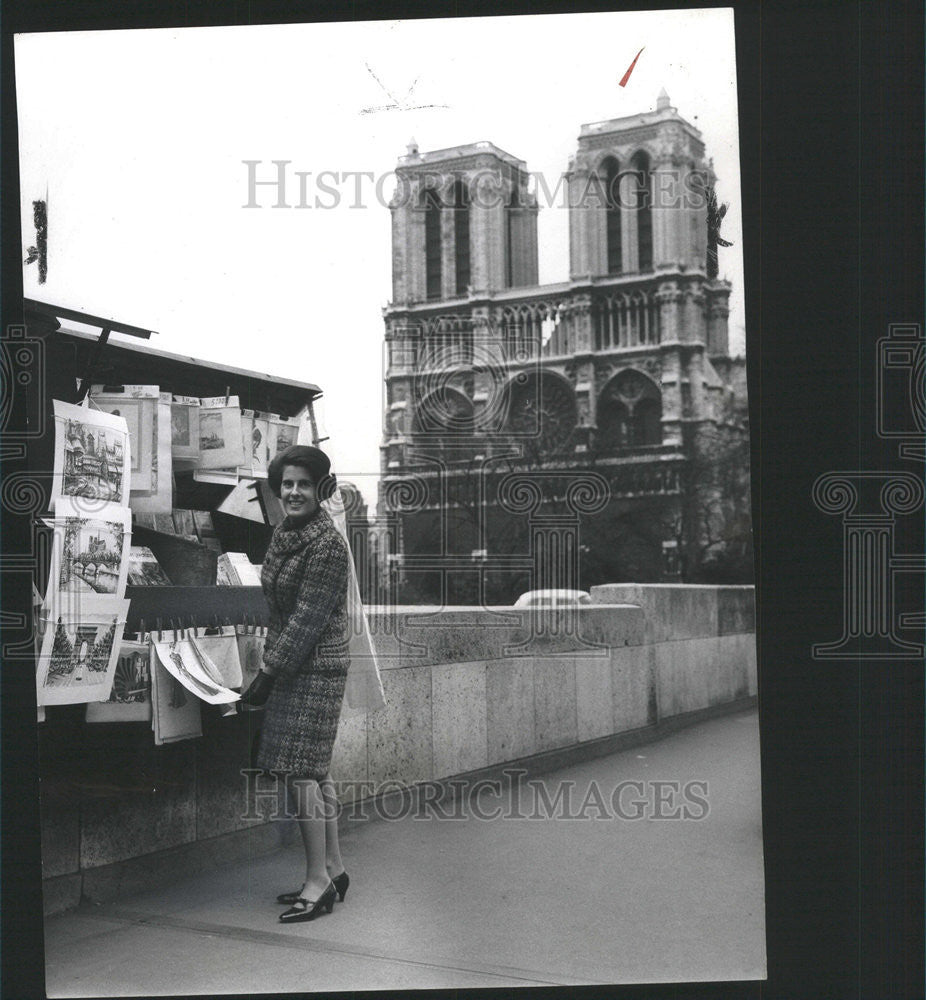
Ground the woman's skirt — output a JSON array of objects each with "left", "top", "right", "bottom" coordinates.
[{"left": 255, "top": 662, "right": 349, "bottom": 781}]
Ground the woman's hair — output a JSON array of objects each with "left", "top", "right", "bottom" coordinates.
[{"left": 267, "top": 445, "right": 337, "bottom": 501}]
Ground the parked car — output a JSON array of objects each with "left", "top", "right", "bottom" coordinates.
[{"left": 513, "top": 589, "right": 592, "bottom": 607}]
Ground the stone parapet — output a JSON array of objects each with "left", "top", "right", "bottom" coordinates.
[{"left": 40, "top": 590, "right": 755, "bottom": 915}]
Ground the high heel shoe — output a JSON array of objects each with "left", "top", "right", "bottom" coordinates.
[
  {"left": 277, "top": 870, "right": 349, "bottom": 905},
  {"left": 278, "top": 882, "right": 336, "bottom": 923}
]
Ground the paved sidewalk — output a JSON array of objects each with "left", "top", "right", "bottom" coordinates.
[{"left": 44, "top": 708, "right": 766, "bottom": 995}]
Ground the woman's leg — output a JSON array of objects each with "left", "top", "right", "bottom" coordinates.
[
  {"left": 319, "top": 774, "right": 345, "bottom": 877},
  {"left": 287, "top": 776, "right": 332, "bottom": 901}
]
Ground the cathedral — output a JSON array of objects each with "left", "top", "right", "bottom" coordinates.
[{"left": 376, "top": 91, "right": 751, "bottom": 606}]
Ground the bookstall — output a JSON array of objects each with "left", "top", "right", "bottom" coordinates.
[{"left": 27, "top": 301, "right": 332, "bottom": 910}]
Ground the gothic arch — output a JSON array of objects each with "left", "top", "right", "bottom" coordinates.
[
  {"left": 421, "top": 187, "right": 443, "bottom": 300},
  {"left": 628, "top": 150, "right": 654, "bottom": 271},
  {"left": 501, "top": 369, "right": 577, "bottom": 456},
  {"left": 452, "top": 179, "right": 471, "bottom": 295},
  {"left": 412, "top": 386, "right": 474, "bottom": 436},
  {"left": 596, "top": 368, "right": 662, "bottom": 452}
]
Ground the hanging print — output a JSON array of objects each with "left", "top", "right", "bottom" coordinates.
[
  {"left": 44, "top": 497, "right": 131, "bottom": 618},
  {"left": 51, "top": 400, "right": 130, "bottom": 512},
  {"left": 36, "top": 600, "right": 130, "bottom": 706},
  {"left": 85, "top": 637, "right": 152, "bottom": 723}
]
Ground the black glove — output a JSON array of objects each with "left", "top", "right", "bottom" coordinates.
[{"left": 239, "top": 670, "right": 275, "bottom": 707}]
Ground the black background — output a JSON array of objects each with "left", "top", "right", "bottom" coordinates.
[{"left": 2, "top": 1, "right": 923, "bottom": 998}]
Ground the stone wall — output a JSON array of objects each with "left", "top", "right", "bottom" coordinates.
[{"left": 40, "top": 590, "right": 755, "bottom": 915}]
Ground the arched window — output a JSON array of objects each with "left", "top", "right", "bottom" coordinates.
[
  {"left": 424, "top": 189, "right": 442, "bottom": 300},
  {"left": 596, "top": 370, "right": 662, "bottom": 453},
  {"left": 505, "top": 184, "right": 520, "bottom": 288},
  {"left": 452, "top": 180, "right": 471, "bottom": 295},
  {"left": 504, "top": 371, "right": 577, "bottom": 459},
  {"left": 630, "top": 152, "right": 653, "bottom": 271},
  {"left": 603, "top": 157, "right": 622, "bottom": 275}
]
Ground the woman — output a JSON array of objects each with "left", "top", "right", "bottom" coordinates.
[{"left": 239, "top": 444, "right": 351, "bottom": 924}]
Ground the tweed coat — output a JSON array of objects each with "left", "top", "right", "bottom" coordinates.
[{"left": 255, "top": 506, "right": 350, "bottom": 779}]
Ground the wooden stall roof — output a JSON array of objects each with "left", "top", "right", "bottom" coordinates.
[{"left": 49, "top": 325, "right": 322, "bottom": 418}]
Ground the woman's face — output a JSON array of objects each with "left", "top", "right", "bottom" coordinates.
[{"left": 280, "top": 464, "right": 318, "bottom": 524}]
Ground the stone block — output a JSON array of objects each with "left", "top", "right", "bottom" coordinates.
[
  {"left": 367, "top": 666, "right": 433, "bottom": 787},
  {"left": 718, "top": 587, "right": 756, "bottom": 635},
  {"left": 611, "top": 643, "right": 654, "bottom": 732},
  {"left": 591, "top": 584, "right": 720, "bottom": 642},
  {"left": 486, "top": 657, "right": 535, "bottom": 765},
  {"left": 432, "top": 660, "right": 488, "bottom": 778},
  {"left": 533, "top": 656, "right": 578, "bottom": 752},
  {"left": 42, "top": 873, "right": 82, "bottom": 916},
  {"left": 714, "top": 634, "right": 750, "bottom": 702},
  {"left": 655, "top": 636, "right": 720, "bottom": 718},
  {"left": 40, "top": 777, "right": 81, "bottom": 878},
  {"left": 80, "top": 742, "right": 197, "bottom": 869},
  {"left": 330, "top": 709, "right": 370, "bottom": 796},
  {"left": 368, "top": 605, "right": 645, "bottom": 666},
  {"left": 574, "top": 652, "right": 614, "bottom": 742},
  {"left": 196, "top": 712, "right": 257, "bottom": 841},
  {"left": 80, "top": 821, "right": 293, "bottom": 907}
]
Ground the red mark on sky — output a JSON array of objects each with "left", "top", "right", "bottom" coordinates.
[{"left": 619, "top": 47, "right": 644, "bottom": 87}]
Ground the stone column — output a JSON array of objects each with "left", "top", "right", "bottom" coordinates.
[
  {"left": 567, "top": 165, "right": 596, "bottom": 278},
  {"left": 705, "top": 283, "right": 731, "bottom": 355},
  {"left": 652, "top": 153, "right": 681, "bottom": 270},
  {"left": 655, "top": 281, "right": 682, "bottom": 344},
  {"left": 659, "top": 348, "right": 684, "bottom": 447}
]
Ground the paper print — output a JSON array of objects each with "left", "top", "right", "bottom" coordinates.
[
  {"left": 238, "top": 409, "right": 255, "bottom": 477},
  {"left": 150, "top": 640, "right": 202, "bottom": 744},
  {"left": 197, "top": 395, "right": 244, "bottom": 470},
  {"left": 268, "top": 414, "right": 298, "bottom": 460},
  {"left": 90, "top": 386, "right": 158, "bottom": 493},
  {"left": 190, "top": 627, "right": 243, "bottom": 689},
  {"left": 153, "top": 633, "right": 240, "bottom": 704},
  {"left": 127, "top": 546, "right": 173, "bottom": 586},
  {"left": 52, "top": 400, "right": 130, "bottom": 511},
  {"left": 44, "top": 497, "right": 132, "bottom": 618},
  {"left": 171, "top": 395, "right": 201, "bottom": 462},
  {"left": 235, "top": 626, "right": 267, "bottom": 713},
  {"left": 36, "top": 601, "right": 130, "bottom": 706},
  {"left": 85, "top": 637, "right": 152, "bottom": 723},
  {"left": 130, "top": 395, "right": 174, "bottom": 513},
  {"left": 251, "top": 412, "right": 270, "bottom": 477}
]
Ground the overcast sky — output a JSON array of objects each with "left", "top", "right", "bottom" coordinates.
[{"left": 16, "top": 8, "right": 743, "bottom": 511}]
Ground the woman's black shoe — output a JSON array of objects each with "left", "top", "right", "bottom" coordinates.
[
  {"left": 332, "top": 870, "right": 349, "bottom": 901},
  {"left": 278, "top": 882, "right": 336, "bottom": 923},
  {"left": 278, "top": 870, "right": 349, "bottom": 905}
]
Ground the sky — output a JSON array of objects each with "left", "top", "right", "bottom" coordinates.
[{"left": 15, "top": 8, "right": 744, "bottom": 512}]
